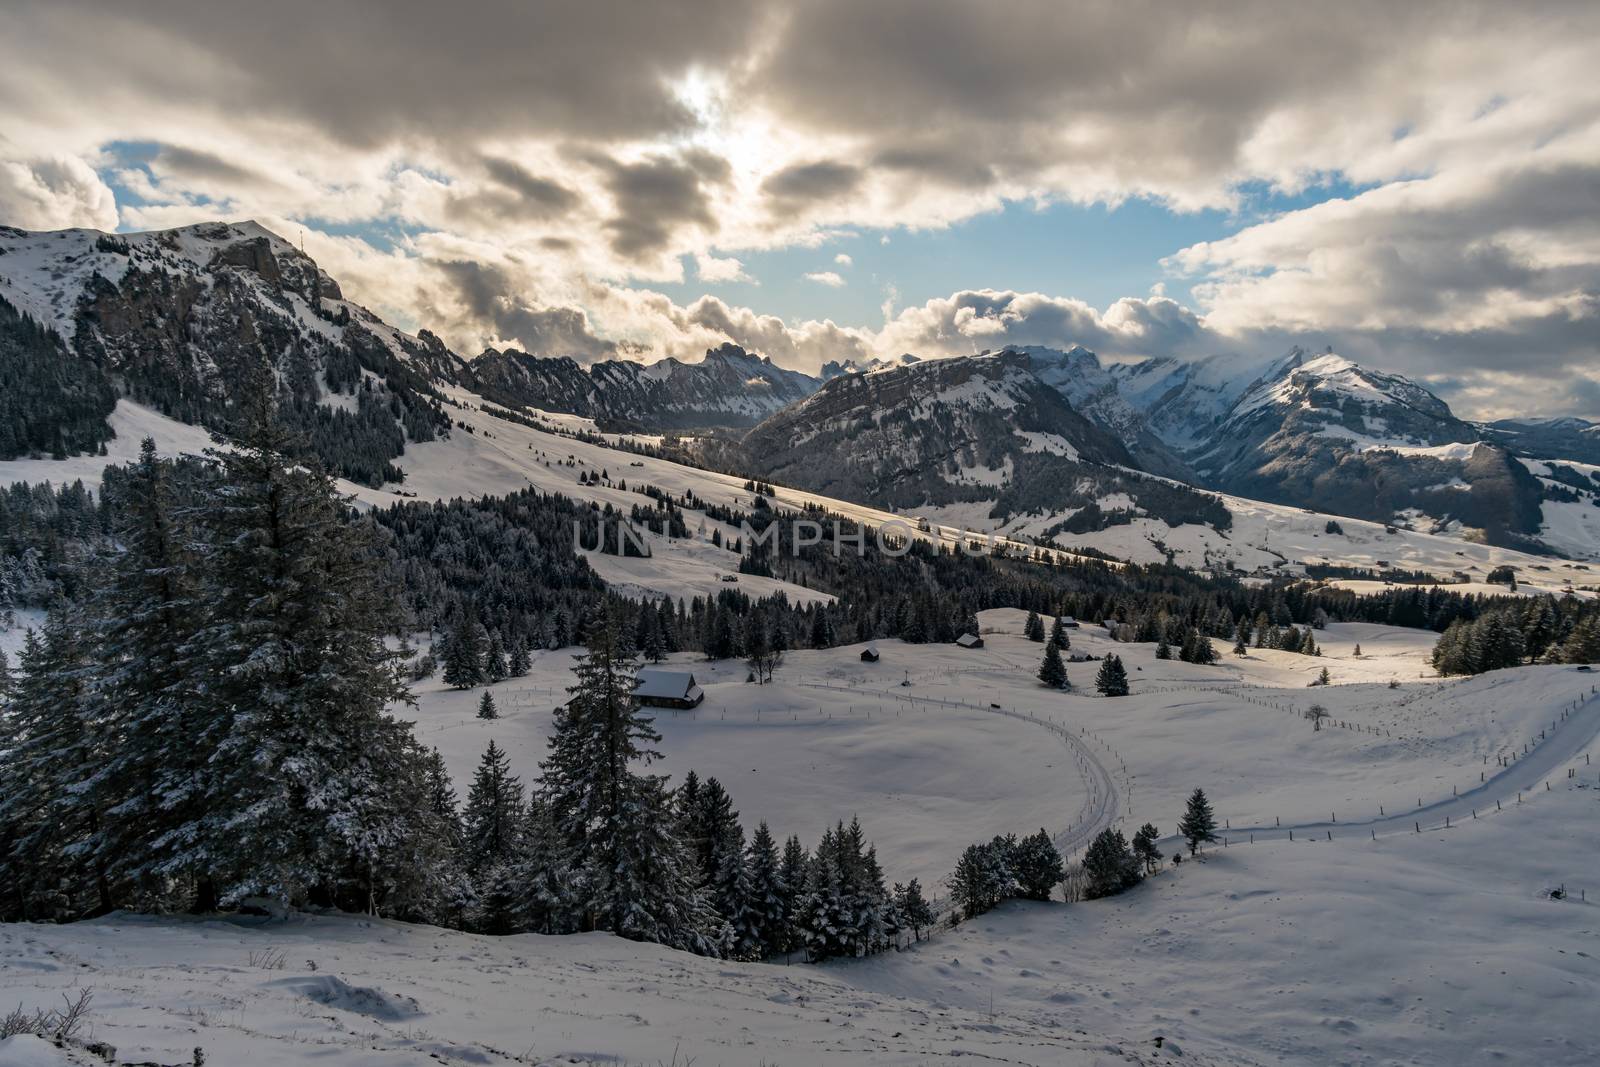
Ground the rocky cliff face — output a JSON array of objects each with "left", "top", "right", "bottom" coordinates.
[
  {"left": 470, "top": 342, "right": 821, "bottom": 430},
  {"left": 0, "top": 220, "right": 458, "bottom": 484}
]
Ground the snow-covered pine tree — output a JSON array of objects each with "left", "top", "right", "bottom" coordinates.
[
  {"left": 0, "top": 619, "right": 97, "bottom": 920},
  {"left": 0, "top": 647, "right": 13, "bottom": 704},
  {"left": 442, "top": 616, "right": 485, "bottom": 689},
  {"left": 777, "top": 833, "right": 810, "bottom": 958},
  {"left": 1082, "top": 827, "right": 1139, "bottom": 898},
  {"left": 1155, "top": 634, "right": 1172, "bottom": 660},
  {"left": 1178, "top": 788, "right": 1218, "bottom": 856},
  {"left": 687, "top": 776, "right": 737, "bottom": 884},
  {"left": 745, "top": 821, "right": 787, "bottom": 957},
  {"left": 1095, "top": 654, "right": 1130, "bottom": 696},
  {"left": 893, "top": 878, "right": 934, "bottom": 941},
  {"left": 709, "top": 820, "right": 761, "bottom": 958},
  {"left": 478, "top": 691, "right": 498, "bottom": 720},
  {"left": 178, "top": 373, "right": 417, "bottom": 908},
  {"left": 1038, "top": 640, "right": 1069, "bottom": 689},
  {"left": 515, "top": 795, "right": 580, "bottom": 935},
  {"left": 1012, "top": 828, "right": 1064, "bottom": 900},
  {"left": 508, "top": 639, "right": 531, "bottom": 677},
  {"left": 484, "top": 631, "right": 509, "bottom": 682},
  {"left": 799, "top": 825, "right": 847, "bottom": 960},
  {"left": 543, "top": 610, "right": 724, "bottom": 953},
  {"left": 462, "top": 739, "right": 524, "bottom": 878}
]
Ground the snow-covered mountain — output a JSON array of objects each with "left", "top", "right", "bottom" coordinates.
[
  {"left": 1001, "top": 344, "right": 1192, "bottom": 479},
  {"left": 731, "top": 351, "right": 1233, "bottom": 538},
  {"left": 1481, "top": 415, "right": 1600, "bottom": 466},
  {"left": 473, "top": 341, "right": 821, "bottom": 430},
  {"left": 1106, "top": 348, "right": 1309, "bottom": 450}
]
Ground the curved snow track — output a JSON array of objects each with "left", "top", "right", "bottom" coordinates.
[
  {"left": 1163, "top": 683, "right": 1600, "bottom": 853},
  {"left": 798, "top": 681, "right": 1125, "bottom": 858}
]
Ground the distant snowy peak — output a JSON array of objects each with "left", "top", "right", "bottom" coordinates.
[
  {"left": 1107, "top": 347, "right": 1308, "bottom": 450},
  {"left": 470, "top": 341, "right": 821, "bottom": 430},
  {"left": 999, "top": 344, "right": 1193, "bottom": 479},
  {"left": 1482, "top": 415, "right": 1600, "bottom": 466},
  {"left": 1218, "top": 351, "right": 1468, "bottom": 451}
]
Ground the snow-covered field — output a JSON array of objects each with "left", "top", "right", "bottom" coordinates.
[{"left": 5, "top": 612, "right": 1599, "bottom": 1064}]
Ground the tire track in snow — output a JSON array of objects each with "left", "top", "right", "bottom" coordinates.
[{"left": 797, "top": 681, "right": 1124, "bottom": 858}]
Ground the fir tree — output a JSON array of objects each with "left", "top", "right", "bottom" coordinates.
[
  {"left": 442, "top": 617, "right": 485, "bottom": 689},
  {"left": 1082, "top": 828, "right": 1139, "bottom": 898},
  {"left": 543, "top": 610, "right": 723, "bottom": 954},
  {"left": 1178, "top": 788, "right": 1218, "bottom": 856},
  {"left": 1131, "top": 823, "right": 1163, "bottom": 875},
  {"left": 1038, "top": 640, "right": 1069, "bottom": 689},
  {"left": 1095, "top": 654, "right": 1130, "bottom": 697},
  {"left": 1012, "top": 829, "right": 1064, "bottom": 900},
  {"left": 478, "top": 691, "right": 499, "bottom": 720},
  {"left": 893, "top": 878, "right": 935, "bottom": 941},
  {"left": 1155, "top": 634, "right": 1172, "bottom": 660},
  {"left": 74, "top": 439, "right": 204, "bottom": 908},
  {"left": 745, "top": 822, "right": 787, "bottom": 957},
  {"left": 777, "top": 834, "right": 810, "bottom": 958},
  {"left": 462, "top": 739, "right": 524, "bottom": 877},
  {"left": 508, "top": 639, "right": 531, "bottom": 677},
  {"left": 1049, "top": 615, "right": 1070, "bottom": 650},
  {"left": 0, "top": 647, "right": 12, "bottom": 704},
  {"left": 1024, "top": 609, "right": 1045, "bottom": 642},
  {"left": 150, "top": 374, "right": 417, "bottom": 908},
  {"left": 483, "top": 632, "right": 509, "bottom": 682}
]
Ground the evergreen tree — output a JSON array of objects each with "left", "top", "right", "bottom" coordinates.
[
  {"left": 483, "top": 631, "right": 509, "bottom": 682},
  {"left": 1082, "top": 828, "right": 1140, "bottom": 898},
  {"left": 1178, "top": 788, "right": 1218, "bottom": 856},
  {"left": 710, "top": 821, "right": 760, "bottom": 958},
  {"left": 1012, "top": 829, "right": 1064, "bottom": 900},
  {"left": 1038, "top": 640, "right": 1069, "bottom": 689},
  {"left": 1095, "top": 654, "right": 1130, "bottom": 696},
  {"left": 543, "top": 611, "right": 724, "bottom": 954},
  {"left": 1131, "top": 823, "right": 1162, "bottom": 875},
  {"left": 74, "top": 439, "right": 204, "bottom": 908},
  {"left": 1024, "top": 609, "right": 1045, "bottom": 642},
  {"left": 948, "top": 837, "right": 1013, "bottom": 920},
  {"left": 478, "top": 691, "right": 499, "bottom": 720},
  {"left": 508, "top": 639, "right": 531, "bottom": 677},
  {"left": 0, "top": 619, "right": 97, "bottom": 920},
  {"left": 441, "top": 616, "right": 485, "bottom": 689},
  {"left": 1155, "top": 634, "right": 1172, "bottom": 660},
  {"left": 462, "top": 740, "right": 524, "bottom": 877},
  {"left": 745, "top": 821, "right": 787, "bottom": 957},
  {"left": 0, "top": 646, "right": 11, "bottom": 704},
  {"left": 1049, "top": 615, "right": 1070, "bottom": 650},
  {"left": 161, "top": 375, "right": 417, "bottom": 908},
  {"left": 777, "top": 834, "right": 810, "bottom": 957},
  {"left": 893, "top": 878, "right": 935, "bottom": 941},
  {"left": 1233, "top": 618, "right": 1250, "bottom": 656}
]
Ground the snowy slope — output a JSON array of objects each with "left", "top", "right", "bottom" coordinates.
[{"left": 7, "top": 609, "right": 1599, "bottom": 1066}]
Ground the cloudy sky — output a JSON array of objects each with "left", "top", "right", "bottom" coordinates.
[{"left": 3, "top": 0, "right": 1597, "bottom": 418}]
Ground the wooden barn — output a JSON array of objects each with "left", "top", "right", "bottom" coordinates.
[{"left": 634, "top": 668, "right": 705, "bottom": 709}]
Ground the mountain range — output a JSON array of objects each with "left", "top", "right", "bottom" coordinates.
[{"left": 2, "top": 218, "right": 1596, "bottom": 559}]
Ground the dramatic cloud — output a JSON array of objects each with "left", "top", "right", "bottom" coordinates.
[
  {"left": 0, "top": 152, "right": 117, "bottom": 230},
  {"left": 0, "top": 1, "right": 1597, "bottom": 416}
]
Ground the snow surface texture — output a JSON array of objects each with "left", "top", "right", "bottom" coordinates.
[{"left": 5, "top": 612, "right": 1599, "bottom": 1064}]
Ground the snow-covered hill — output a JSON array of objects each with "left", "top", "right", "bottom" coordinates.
[{"left": 6, "top": 609, "right": 1598, "bottom": 1066}]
